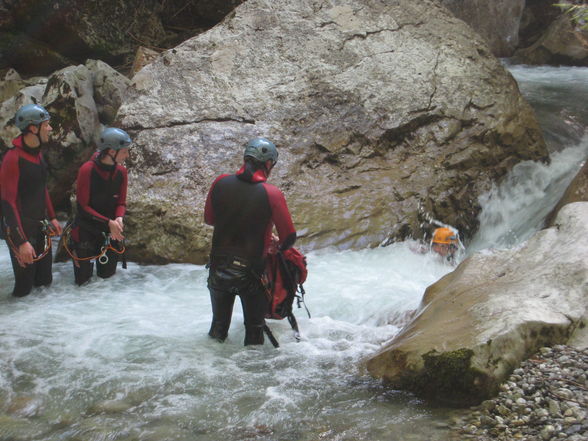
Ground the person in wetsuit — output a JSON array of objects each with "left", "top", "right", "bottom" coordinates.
[
  {"left": 204, "top": 137, "right": 297, "bottom": 345},
  {"left": 70, "top": 127, "right": 130, "bottom": 285},
  {"left": 431, "top": 227, "right": 460, "bottom": 264},
  {"left": 0, "top": 104, "right": 62, "bottom": 297}
]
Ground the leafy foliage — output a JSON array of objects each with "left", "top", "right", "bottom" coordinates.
[{"left": 555, "top": 2, "right": 588, "bottom": 30}]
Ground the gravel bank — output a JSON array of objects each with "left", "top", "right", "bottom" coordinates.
[{"left": 450, "top": 345, "right": 588, "bottom": 441}]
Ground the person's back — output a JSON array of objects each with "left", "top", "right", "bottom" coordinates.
[
  {"left": 209, "top": 173, "right": 272, "bottom": 265},
  {"left": 204, "top": 137, "right": 296, "bottom": 345}
]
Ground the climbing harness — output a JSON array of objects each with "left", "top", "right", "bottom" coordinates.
[
  {"left": 6, "top": 219, "right": 57, "bottom": 262},
  {"left": 61, "top": 223, "right": 125, "bottom": 265}
]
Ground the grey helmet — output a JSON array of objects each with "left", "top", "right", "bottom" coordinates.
[
  {"left": 243, "top": 137, "right": 278, "bottom": 165},
  {"left": 15, "top": 104, "right": 50, "bottom": 132},
  {"left": 98, "top": 128, "right": 132, "bottom": 151}
]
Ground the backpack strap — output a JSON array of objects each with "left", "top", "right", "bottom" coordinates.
[
  {"left": 287, "top": 313, "right": 301, "bottom": 342},
  {"left": 263, "top": 324, "right": 280, "bottom": 348}
]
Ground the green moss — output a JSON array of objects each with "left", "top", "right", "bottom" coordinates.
[{"left": 399, "top": 348, "right": 494, "bottom": 406}]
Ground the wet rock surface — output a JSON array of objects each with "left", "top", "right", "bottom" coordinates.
[
  {"left": 119, "top": 0, "right": 547, "bottom": 264},
  {"left": 366, "top": 202, "right": 588, "bottom": 405},
  {"left": 450, "top": 345, "right": 588, "bottom": 441}
]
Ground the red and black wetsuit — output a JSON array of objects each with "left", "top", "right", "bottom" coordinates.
[
  {"left": 71, "top": 152, "right": 127, "bottom": 285},
  {"left": 204, "top": 161, "right": 296, "bottom": 345},
  {"left": 0, "top": 136, "right": 56, "bottom": 297}
]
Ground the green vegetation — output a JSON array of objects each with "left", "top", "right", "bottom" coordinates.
[{"left": 555, "top": 3, "right": 588, "bottom": 30}]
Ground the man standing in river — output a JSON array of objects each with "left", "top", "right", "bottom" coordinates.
[
  {"left": 0, "top": 104, "right": 62, "bottom": 297},
  {"left": 68, "top": 127, "right": 130, "bottom": 285},
  {"left": 204, "top": 137, "right": 297, "bottom": 346}
]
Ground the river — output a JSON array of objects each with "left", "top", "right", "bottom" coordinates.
[{"left": 0, "top": 64, "right": 587, "bottom": 441}]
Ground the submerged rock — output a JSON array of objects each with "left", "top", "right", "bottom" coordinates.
[
  {"left": 366, "top": 202, "right": 588, "bottom": 405},
  {"left": 119, "top": 0, "right": 547, "bottom": 264}
]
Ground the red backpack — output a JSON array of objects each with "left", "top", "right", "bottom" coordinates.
[{"left": 263, "top": 247, "right": 310, "bottom": 347}]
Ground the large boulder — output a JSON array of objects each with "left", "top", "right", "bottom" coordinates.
[
  {"left": 545, "top": 160, "right": 588, "bottom": 227},
  {"left": 118, "top": 0, "right": 547, "bottom": 264},
  {"left": 439, "top": 0, "right": 526, "bottom": 57},
  {"left": 0, "top": 71, "right": 46, "bottom": 150},
  {"left": 366, "top": 202, "right": 588, "bottom": 405}
]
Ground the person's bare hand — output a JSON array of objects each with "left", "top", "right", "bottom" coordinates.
[
  {"left": 115, "top": 217, "right": 124, "bottom": 231},
  {"left": 108, "top": 219, "right": 124, "bottom": 242},
  {"left": 50, "top": 218, "right": 62, "bottom": 235},
  {"left": 268, "top": 233, "right": 279, "bottom": 254},
  {"left": 17, "top": 241, "right": 36, "bottom": 267}
]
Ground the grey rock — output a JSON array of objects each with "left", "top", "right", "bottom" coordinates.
[
  {"left": 367, "top": 203, "right": 588, "bottom": 405},
  {"left": 118, "top": 0, "right": 547, "bottom": 264}
]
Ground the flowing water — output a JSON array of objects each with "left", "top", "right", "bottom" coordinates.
[{"left": 1, "top": 64, "right": 587, "bottom": 441}]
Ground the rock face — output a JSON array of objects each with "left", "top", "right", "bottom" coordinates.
[
  {"left": 4, "top": 0, "right": 165, "bottom": 68},
  {"left": 518, "top": 0, "right": 562, "bottom": 50},
  {"left": 118, "top": 0, "right": 547, "bottom": 264},
  {"left": 366, "top": 202, "right": 588, "bottom": 406},
  {"left": 439, "top": 0, "right": 526, "bottom": 57},
  {"left": 545, "top": 160, "right": 588, "bottom": 227},
  {"left": 513, "top": 13, "right": 588, "bottom": 66}
]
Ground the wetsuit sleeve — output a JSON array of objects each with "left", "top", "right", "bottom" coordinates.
[
  {"left": 76, "top": 162, "right": 110, "bottom": 224},
  {"left": 45, "top": 188, "right": 56, "bottom": 219},
  {"left": 204, "top": 174, "right": 229, "bottom": 226},
  {"left": 114, "top": 166, "right": 128, "bottom": 218},
  {"left": 0, "top": 150, "right": 27, "bottom": 245},
  {"left": 264, "top": 184, "right": 297, "bottom": 250}
]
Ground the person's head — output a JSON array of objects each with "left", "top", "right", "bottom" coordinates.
[
  {"left": 97, "top": 127, "right": 132, "bottom": 164},
  {"left": 14, "top": 103, "right": 52, "bottom": 146},
  {"left": 243, "top": 137, "right": 278, "bottom": 174},
  {"left": 431, "top": 227, "right": 459, "bottom": 258}
]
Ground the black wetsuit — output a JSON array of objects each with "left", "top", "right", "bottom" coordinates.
[
  {"left": 0, "top": 136, "right": 56, "bottom": 297},
  {"left": 204, "top": 162, "right": 296, "bottom": 345},
  {"left": 71, "top": 152, "right": 127, "bottom": 285}
]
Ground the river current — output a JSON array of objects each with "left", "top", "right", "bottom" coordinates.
[{"left": 0, "top": 64, "right": 587, "bottom": 441}]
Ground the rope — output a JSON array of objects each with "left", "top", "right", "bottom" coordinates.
[
  {"left": 62, "top": 223, "right": 125, "bottom": 264},
  {"left": 6, "top": 220, "right": 56, "bottom": 262}
]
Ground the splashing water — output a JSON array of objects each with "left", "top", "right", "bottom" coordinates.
[
  {"left": 469, "top": 63, "right": 588, "bottom": 252},
  {"left": 469, "top": 138, "right": 588, "bottom": 252},
  {"left": 0, "top": 242, "right": 455, "bottom": 441}
]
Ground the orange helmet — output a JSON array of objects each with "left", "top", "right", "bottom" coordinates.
[{"left": 432, "top": 227, "right": 458, "bottom": 245}]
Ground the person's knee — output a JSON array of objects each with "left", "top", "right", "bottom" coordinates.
[
  {"left": 75, "top": 275, "right": 91, "bottom": 286},
  {"left": 33, "top": 278, "right": 52, "bottom": 288},
  {"left": 12, "top": 287, "right": 32, "bottom": 297},
  {"left": 209, "top": 322, "right": 229, "bottom": 342},
  {"left": 244, "top": 325, "right": 265, "bottom": 346},
  {"left": 97, "top": 264, "right": 116, "bottom": 279}
]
